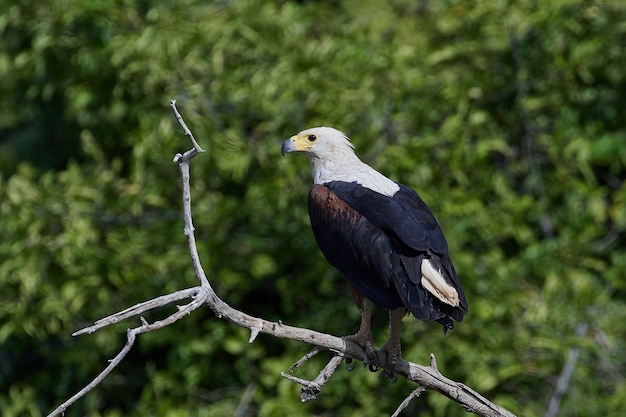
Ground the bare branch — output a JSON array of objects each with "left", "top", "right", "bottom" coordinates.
[
  {"left": 73, "top": 287, "right": 199, "bottom": 336},
  {"left": 170, "top": 99, "right": 205, "bottom": 154},
  {"left": 545, "top": 323, "right": 588, "bottom": 417},
  {"left": 48, "top": 288, "right": 210, "bottom": 417},
  {"left": 391, "top": 386, "right": 426, "bottom": 417},
  {"left": 288, "top": 346, "right": 324, "bottom": 372},
  {"left": 172, "top": 101, "right": 210, "bottom": 288},
  {"left": 281, "top": 353, "right": 345, "bottom": 401},
  {"left": 403, "top": 359, "right": 516, "bottom": 417}
]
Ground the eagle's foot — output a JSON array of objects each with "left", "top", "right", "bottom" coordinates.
[
  {"left": 366, "top": 350, "right": 381, "bottom": 372},
  {"left": 343, "top": 333, "right": 380, "bottom": 370},
  {"left": 378, "top": 338, "right": 402, "bottom": 382},
  {"left": 382, "top": 368, "right": 398, "bottom": 383}
]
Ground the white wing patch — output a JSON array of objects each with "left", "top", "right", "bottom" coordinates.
[{"left": 421, "top": 258, "right": 459, "bottom": 307}]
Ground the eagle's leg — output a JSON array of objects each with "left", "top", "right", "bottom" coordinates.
[
  {"left": 345, "top": 283, "right": 378, "bottom": 367},
  {"left": 379, "top": 307, "right": 405, "bottom": 381}
]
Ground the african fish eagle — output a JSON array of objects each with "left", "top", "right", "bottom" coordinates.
[{"left": 281, "top": 127, "right": 468, "bottom": 375}]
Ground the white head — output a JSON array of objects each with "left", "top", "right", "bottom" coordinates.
[{"left": 282, "top": 126, "right": 399, "bottom": 196}]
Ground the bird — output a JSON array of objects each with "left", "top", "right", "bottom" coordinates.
[{"left": 281, "top": 126, "right": 468, "bottom": 377}]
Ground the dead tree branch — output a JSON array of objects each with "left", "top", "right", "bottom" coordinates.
[{"left": 47, "top": 100, "right": 517, "bottom": 417}]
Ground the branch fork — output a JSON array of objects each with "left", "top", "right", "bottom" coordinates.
[{"left": 280, "top": 346, "right": 345, "bottom": 402}]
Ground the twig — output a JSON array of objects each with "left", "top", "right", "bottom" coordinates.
[
  {"left": 391, "top": 386, "right": 426, "bottom": 417},
  {"left": 545, "top": 323, "right": 588, "bottom": 417},
  {"left": 288, "top": 346, "right": 324, "bottom": 372},
  {"left": 170, "top": 99, "right": 205, "bottom": 154},
  {"left": 281, "top": 353, "right": 345, "bottom": 401},
  {"left": 73, "top": 287, "right": 199, "bottom": 336},
  {"left": 234, "top": 383, "right": 256, "bottom": 417}
]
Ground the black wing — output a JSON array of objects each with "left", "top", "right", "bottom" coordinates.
[
  {"left": 315, "top": 181, "right": 468, "bottom": 325},
  {"left": 326, "top": 182, "right": 449, "bottom": 254},
  {"left": 308, "top": 184, "right": 406, "bottom": 310}
]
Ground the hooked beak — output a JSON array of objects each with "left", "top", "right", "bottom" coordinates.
[{"left": 281, "top": 138, "right": 297, "bottom": 157}]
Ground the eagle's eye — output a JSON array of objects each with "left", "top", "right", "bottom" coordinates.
[{"left": 307, "top": 134, "right": 317, "bottom": 142}]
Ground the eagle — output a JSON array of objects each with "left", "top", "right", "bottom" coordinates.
[{"left": 282, "top": 126, "right": 468, "bottom": 376}]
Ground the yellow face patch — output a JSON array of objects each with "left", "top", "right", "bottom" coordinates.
[{"left": 289, "top": 133, "right": 318, "bottom": 152}]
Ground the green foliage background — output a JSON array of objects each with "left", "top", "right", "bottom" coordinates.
[{"left": 1, "top": 0, "right": 625, "bottom": 416}]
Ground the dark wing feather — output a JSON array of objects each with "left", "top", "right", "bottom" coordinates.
[
  {"left": 308, "top": 184, "right": 407, "bottom": 310},
  {"left": 312, "top": 181, "right": 468, "bottom": 325},
  {"left": 325, "top": 182, "right": 449, "bottom": 254}
]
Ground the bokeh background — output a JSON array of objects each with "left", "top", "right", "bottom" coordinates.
[{"left": 1, "top": 0, "right": 625, "bottom": 416}]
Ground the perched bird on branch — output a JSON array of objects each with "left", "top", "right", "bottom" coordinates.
[{"left": 282, "top": 127, "right": 468, "bottom": 376}]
